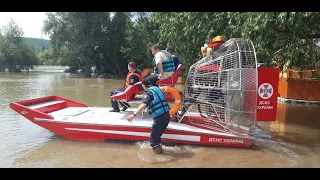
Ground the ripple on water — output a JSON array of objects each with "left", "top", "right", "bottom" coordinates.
[
  {"left": 253, "top": 136, "right": 303, "bottom": 167},
  {"left": 136, "top": 141, "right": 196, "bottom": 167}
]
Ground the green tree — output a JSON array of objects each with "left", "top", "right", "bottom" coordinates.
[
  {"left": 43, "top": 12, "right": 129, "bottom": 77},
  {"left": 41, "top": 12, "right": 320, "bottom": 78},
  {"left": 44, "top": 12, "right": 97, "bottom": 77},
  {"left": 152, "top": 12, "right": 320, "bottom": 73},
  {"left": 0, "top": 19, "right": 38, "bottom": 72},
  {"left": 121, "top": 12, "right": 160, "bottom": 70}
]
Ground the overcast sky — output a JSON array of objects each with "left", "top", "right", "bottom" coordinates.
[{"left": 0, "top": 12, "right": 49, "bottom": 40}]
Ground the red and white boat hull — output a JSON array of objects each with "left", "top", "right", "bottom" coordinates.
[{"left": 10, "top": 96, "right": 254, "bottom": 148}]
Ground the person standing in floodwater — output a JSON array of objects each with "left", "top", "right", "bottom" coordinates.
[{"left": 127, "top": 74, "right": 170, "bottom": 154}]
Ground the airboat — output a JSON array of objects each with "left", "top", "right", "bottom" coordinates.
[{"left": 10, "top": 38, "right": 279, "bottom": 148}]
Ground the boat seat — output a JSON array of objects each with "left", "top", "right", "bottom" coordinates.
[
  {"left": 156, "top": 64, "right": 183, "bottom": 86},
  {"left": 110, "top": 64, "right": 183, "bottom": 118},
  {"left": 110, "top": 82, "right": 148, "bottom": 118},
  {"left": 110, "top": 82, "right": 143, "bottom": 102},
  {"left": 110, "top": 64, "right": 183, "bottom": 102},
  {"left": 28, "top": 100, "right": 65, "bottom": 110}
]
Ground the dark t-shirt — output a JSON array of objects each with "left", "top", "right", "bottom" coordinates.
[{"left": 173, "top": 55, "right": 181, "bottom": 70}]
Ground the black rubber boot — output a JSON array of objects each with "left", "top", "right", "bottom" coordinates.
[
  {"left": 153, "top": 146, "right": 163, "bottom": 154},
  {"left": 109, "top": 108, "right": 120, "bottom": 112}
]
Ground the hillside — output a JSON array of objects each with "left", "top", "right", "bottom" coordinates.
[{"left": 23, "top": 37, "right": 51, "bottom": 51}]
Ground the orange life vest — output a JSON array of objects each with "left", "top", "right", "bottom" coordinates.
[{"left": 125, "top": 71, "right": 142, "bottom": 88}]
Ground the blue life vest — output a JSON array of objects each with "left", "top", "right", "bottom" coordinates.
[
  {"left": 153, "top": 50, "right": 176, "bottom": 74},
  {"left": 147, "top": 86, "right": 170, "bottom": 118}
]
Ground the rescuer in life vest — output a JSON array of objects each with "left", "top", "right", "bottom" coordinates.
[
  {"left": 109, "top": 62, "right": 142, "bottom": 112},
  {"left": 127, "top": 74, "right": 170, "bottom": 154},
  {"left": 150, "top": 44, "right": 176, "bottom": 80}
]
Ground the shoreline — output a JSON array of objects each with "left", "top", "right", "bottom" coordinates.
[{"left": 278, "top": 97, "right": 320, "bottom": 105}]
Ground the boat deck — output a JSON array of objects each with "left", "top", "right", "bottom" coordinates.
[{"left": 41, "top": 107, "right": 238, "bottom": 137}]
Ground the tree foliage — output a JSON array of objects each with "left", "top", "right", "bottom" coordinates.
[
  {"left": 24, "top": 37, "right": 50, "bottom": 51},
  {"left": 43, "top": 12, "right": 130, "bottom": 77},
  {"left": 37, "top": 12, "right": 320, "bottom": 76},
  {"left": 120, "top": 12, "right": 160, "bottom": 70},
  {"left": 153, "top": 12, "right": 320, "bottom": 72},
  {"left": 0, "top": 19, "right": 38, "bottom": 72}
]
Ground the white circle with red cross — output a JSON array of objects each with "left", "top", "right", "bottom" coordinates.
[{"left": 258, "top": 83, "right": 273, "bottom": 99}]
